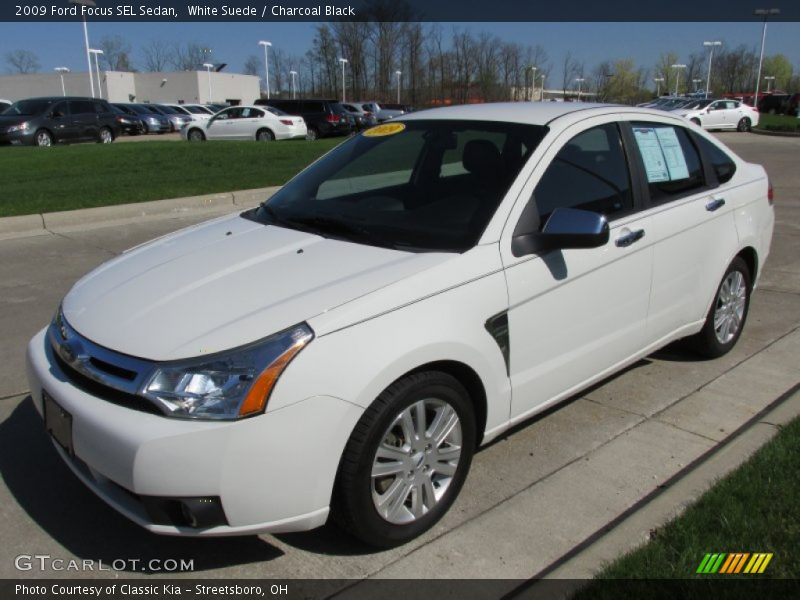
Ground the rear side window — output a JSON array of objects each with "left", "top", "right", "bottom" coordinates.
[
  {"left": 69, "top": 100, "right": 95, "bottom": 115},
  {"left": 693, "top": 134, "right": 737, "bottom": 184},
  {"left": 305, "top": 101, "right": 325, "bottom": 113},
  {"left": 532, "top": 123, "right": 633, "bottom": 224},
  {"left": 631, "top": 122, "right": 705, "bottom": 202}
]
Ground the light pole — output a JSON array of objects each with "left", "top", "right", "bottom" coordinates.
[
  {"left": 289, "top": 70, "right": 297, "bottom": 99},
  {"left": 671, "top": 64, "right": 687, "bottom": 95},
  {"left": 754, "top": 8, "right": 780, "bottom": 107},
  {"left": 654, "top": 77, "right": 665, "bottom": 97},
  {"left": 395, "top": 70, "right": 402, "bottom": 104},
  {"left": 203, "top": 62, "right": 214, "bottom": 102},
  {"left": 693, "top": 78, "right": 702, "bottom": 92},
  {"left": 763, "top": 75, "right": 775, "bottom": 93},
  {"left": 702, "top": 40, "right": 721, "bottom": 99},
  {"left": 69, "top": 0, "right": 96, "bottom": 98},
  {"left": 89, "top": 48, "right": 103, "bottom": 99},
  {"left": 258, "top": 40, "right": 272, "bottom": 99},
  {"left": 527, "top": 65, "right": 537, "bottom": 101},
  {"left": 54, "top": 67, "right": 70, "bottom": 96},
  {"left": 338, "top": 58, "right": 348, "bottom": 102},
  {"left": 539, "top": 74, "right": 545, "bottom": 102},
  {"left": 575, "top": 77, "right": 585, "bottom": 101}
]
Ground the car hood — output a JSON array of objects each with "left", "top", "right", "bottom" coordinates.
[{"left": 62, "top": 213, "right": 450, "bottom": 361}]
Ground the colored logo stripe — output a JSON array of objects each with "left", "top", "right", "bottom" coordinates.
[{"left": 697, "top": 552, "right": 773, "bottom": 574}]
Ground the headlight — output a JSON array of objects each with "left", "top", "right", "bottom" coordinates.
[
  {"left": 142, "top": 324, "right": 314, "bottom": 420},
  {"left": 7, "top": 122, "right": 29, "bottom": 133}
]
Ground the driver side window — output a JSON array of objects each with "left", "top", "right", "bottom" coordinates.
[{"left": 531, "top": 123, "right": 633, "bottom": 228}]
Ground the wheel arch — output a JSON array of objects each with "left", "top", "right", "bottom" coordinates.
[
  {"left": 736, "top": 246, "right": 758, "bottom": 286},
  {"left": 33, "top": 127, "right": 55, "bottom": 145},
  {"left": 255, "top": 127, "right": 275, "bottom": 140}
]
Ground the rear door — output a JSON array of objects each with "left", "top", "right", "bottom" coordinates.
[
  {"left": 205, "top": 107, "right": 241, "bottom": 140},
  {"left": 68, "top": 100, "right": 99, "bottom": 140},
  {"left": 46, "top": 101, "right": 74, "bottom": 142}
]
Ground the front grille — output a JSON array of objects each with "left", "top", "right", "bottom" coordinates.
[{"left": 53, "top": 349, "right": 162, "bottom": 416}]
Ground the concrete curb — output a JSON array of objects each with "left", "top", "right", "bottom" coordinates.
[
  {"left": 751, "top": 127, "right": 800, "bottom": 138},
  {"left": 0, "top": 186, "right": 281, "bottom": 240}
]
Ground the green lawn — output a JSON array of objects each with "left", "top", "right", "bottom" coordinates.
[
  {"left": 0, "top": 138, "right": 343, "bottom": 217},
  {"left": 574, "top": 414, "right": 800, "bottom": 595},
  {"left": 755, "top": 113, "right": 800, "bottom": 133}
]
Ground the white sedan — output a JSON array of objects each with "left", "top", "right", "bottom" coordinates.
[
  {"left": 676, "top": 99, "right": 760, "bottom": 132},
  {"left": 182, "top": 105, "right": 306, "bottom": 142},
  {"left": 27, "top": 103, "right": 773, "bottom": 547}
]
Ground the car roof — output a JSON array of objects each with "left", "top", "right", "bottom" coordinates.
[{"left": 398, "top": 102, "right": 683, "bottom": 126}]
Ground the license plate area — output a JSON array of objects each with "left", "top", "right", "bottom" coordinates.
[{"left": 43, "top": 390, "right": 74, "bottom": 455}]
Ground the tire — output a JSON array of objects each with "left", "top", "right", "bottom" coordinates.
[
  {"left": 98, "top": 127, "right": 114, "bottom": 144},
  {"left": 690, "top": 118, "right": 701, "bottom": 126},
  {"left": 256, "top": 128, "right": 275, "bottom": 142},
  {"left": 690, "top": 256, "right": 751, "bottom": 358},
  {"left": 737, "top": 117, "right": 751, "bottom": 132},
  {"left": 34, "top": 129, "right": 53, "bottom": 147},
  {"left": 141, "top": 121, "right": 150, "bottom": 134},
  {"left": 333, "top": 371, "right": 476, "bottom": 548},
  {"left": 187, "top": 129, "right": 205, "bottom": 142},
  {"left": 306, "top": 127, "right": 319, "bottom": 141}
]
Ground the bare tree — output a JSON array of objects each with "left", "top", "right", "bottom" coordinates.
[
  {"left": 140, "top": 40, "right": 171, "bottom": 72},
  {"left": 98, "top": 35, "right": 133, "bottom": 71},
  {"left": 5, "top": 49, "right": 40, "bottom": 74},
  {"left": 561, "top": 51, "right": 581, "bottom": 96},
  {"left": 170, "top": 42, "right": 213, "bottom": 71}
]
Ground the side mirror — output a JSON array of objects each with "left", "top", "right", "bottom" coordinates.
[{"left": 512, "top": 207, "right": 609, "bottom": 257}]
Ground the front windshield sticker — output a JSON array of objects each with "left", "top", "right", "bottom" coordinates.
[
  {"left": 632, "top": 127, "right": 669, "bottom": 182},
  {"left": 363, "top": 122, "right": 406, "bottom": 137}
]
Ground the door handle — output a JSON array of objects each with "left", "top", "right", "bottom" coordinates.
[
  {"left": 616, "top": 229, "right": 645, "bottom": 248},
  {"left": 706, "top": 198, "right": 726, "bottom": 212}
]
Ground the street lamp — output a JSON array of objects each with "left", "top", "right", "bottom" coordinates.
[
  {"left": 258, "top": 40, "right": 272, "bottom": 99},
  {"left": 754, "top": 8, "right": 780, "bottom": 106},
  {"left": 671, "top": 64, "right": 687, "bottom": 95},
  {"left": 703, "top": 40, "right": 722, "bottom": 99},
  {"left": 527, "top": 65, "right": 537, "bottom": 101},
  {"left": 539, "top": 74, "right": 546, "bottom": 102},
  {"left": 395, "top": 70, "right": 402, "bottom": 104},
  {"left": 69, "top": 0, "right": 96, "bottom": 98},
  {"left": 654, "top": 77, "right": 665, "bottom": 96},
  {"left": 338, "top": 58, "right": 348, "bottom": 103},
  {"left": 575, "top": 77, "right": 585, "bottom": 101},
  {"left": 203, "top": 62, "right": 214, "bottom": 102},
  {"left": 54, "top": 67, "right": 70, "bottom": 96},
  {"left": 88, "top": 48, "right": 103, "bottom": 99},
  {"left": 763, "top": 75, "right": 775, "bottom": 93},
  {"left": 289, "top": 70, "right": 297, "bottom": 99},
  {"left": 693, "top": 78, "right": 703, "bottom": 92}
]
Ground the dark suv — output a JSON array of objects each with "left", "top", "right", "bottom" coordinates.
[
  {"left": 254, "top": 98, "right": 352, "bottom": 140},
  {"left": 0, "top": 97, "right": 120, "bottom": 146}
]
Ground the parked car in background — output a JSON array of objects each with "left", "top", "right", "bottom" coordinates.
[
  {"left": 113, "top": 104, "right": 170, "bottom": 134},
  {"left": 164, "top": 103, "right": 214, "bottom": 121},
  {"left": 0, "top": 97, "right": 119, "bottom": 146},
  {"left": 206, "top": 103, "right": 229, "bottom": 112},
  {"left": 360, "top": 101, "right": 405, "bottom": 122},
  {"left": 182, "top": 105, "right": 306, "bottom": 142},
  {"left": 110, "top": 104, "right": 146, "bottom": 136},
  {"left": 677, "top": 99, "right": 759, "bottom": 131},
  {"left": 0, "top": 99, "right": 11, "bottom": 112},
  {"left": 146, "top": 104, "right": 193, "bottom": 132},
  {"left": 255, "top": 98, "right": 352, "bottom": 140},
  {"left": 27, "top": 103, "right": 773, "bottom": 547},
  {"left": 757, "top": 93, "right": 790, "bottom": 115},
  {"left": 340, "top": 103, "right": 378, "bottom": 130},
  {"left": 670, "top": 98, "right": 714, "bottom": 113}
]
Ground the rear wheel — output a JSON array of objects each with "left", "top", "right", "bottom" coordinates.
[
  {"left": 333, "top": 371, "right": 476, "bottom": 548},
  {"left": 34, "top": 129, "right": 53, "bottom": 147},
  {"left": 690, "top": 257, "right": 751, "bottom": 358},
  {"left": 187, "top": 129, "right": 205, "bottom": 142},
  {"left": 256, "top": 128, "right": 274, "bottom": 142},
  {"left": 306, "top": 127, "right": 319, "bottom": 141},
  {"left": 690, "top": 118, "right": 701, "bottom": 126},
  {"left": 737, "top": 117, "right": 751, "bottom": 132},
  {"left": 98, "top": 127, "right": 114, "bottom": 144}
]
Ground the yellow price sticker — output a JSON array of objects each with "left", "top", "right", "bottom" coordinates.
[{"left": 363, "top": 122, "right": 406, "bottom": 137}]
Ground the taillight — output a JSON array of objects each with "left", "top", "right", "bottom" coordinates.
[
  {"left": 767, "top": 180, "right": 774, "bottom": 205},
  {"left": 279, "top": 119, "right": 293, "bottom": 126},
  {"left": 326, "top": 113, "right": 341, "bottom": 123}
]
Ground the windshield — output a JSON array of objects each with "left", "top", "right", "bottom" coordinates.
[
  {"left": 185, "top": 105, "right": 211, "bottom": 114},
  {"left": 128, "top": 104, "right": 156, "bottom": 115},
  {"left": 155, "top": 104, "right": 178, "bottom": 115},
  {"left": 247, "top": 119, "right": 547, "bottom": 252},
  {"left": 264, "top": 106, "right": 288, "bottom": 116},
  {"left": 681, "top": 99, "right": 713, "bottom": 110},
  {"left": 4, "top": 99, "right": 54, "bottom": 116}
]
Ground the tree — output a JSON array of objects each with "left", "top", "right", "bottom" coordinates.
[
  {"left": 761, "top": 54, "right": 793, "bottom": 92},
  {"left": 98, "top": 35, "right": 133, "bottom": 71},
  {"left": 243, "top": 55, "right": 261, "bottom": 77},
  {"left": 655, "top": 52, "right": 679, "bottom": 95},
  {"left": 141, "top": 40, "right": 171, "bottom": 72},
  {"left": 170, "top": 42, "right": 213, "bottom": 71},
  {"left": 5, "top": 49, "right": 40, "bottom": 74}
]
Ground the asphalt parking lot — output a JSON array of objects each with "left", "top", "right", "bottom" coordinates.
[{"left": 0, "top": 132, "right": 798, "bottom": 582}]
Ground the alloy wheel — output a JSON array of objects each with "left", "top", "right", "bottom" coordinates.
[{"left": 714, "top": 270, "right": 746, "bottom": 344}]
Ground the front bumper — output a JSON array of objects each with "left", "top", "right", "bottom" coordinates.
[
  {"left": 26, "top": 328, "right": 363, "bottom": 536},
  {"left": 0, "top": 129, "right": 35, "bottom": 145}
]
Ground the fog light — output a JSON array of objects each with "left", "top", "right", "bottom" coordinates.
[{"left": 142, "top": 495, "right": 228, "bottom": 529}]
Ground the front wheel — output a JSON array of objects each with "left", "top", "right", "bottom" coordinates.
[
  {"left": 690, "top": 256, "right": 751, "bottom": 358},
  {"left": 333, "top": 371, "right": 476, "bottom": 548},
  {"left": 690, "top": 118, "right": 701, "bottom": 127},
  {"left": 187, "top": 129, "right": 205, "bottom": 142},
  {"left": 306, "top": 127, "right": 319, "bottom": 141},
  {"left": 737, "top": 117, "right": 751, "bottom": 132},
  {"left": 98, "top": 127, "right": 114, "bottom": 144},
  {"left": 34, "top": 129, "right": 53, "bottom": 147}
]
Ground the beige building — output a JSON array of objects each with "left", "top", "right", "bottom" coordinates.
[{"left": 0, "top": 71, "right": 260, "bottom": 105}]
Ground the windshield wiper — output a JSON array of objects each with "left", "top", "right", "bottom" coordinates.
[{"left": 285, "top": 215, "right": 400, "bottom": 250}]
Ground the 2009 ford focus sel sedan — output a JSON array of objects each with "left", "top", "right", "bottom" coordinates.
[{"left": 27, "top": 103, "right": 774, "bottom": 547}]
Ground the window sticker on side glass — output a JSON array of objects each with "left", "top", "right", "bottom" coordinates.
[
  {"left": 654, "top": 127, "right": 690, "bottom": 180},
  {"left": 632, "top": 127, "right": 669, "bottom": 182}
]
